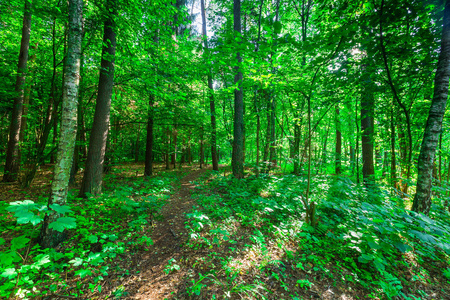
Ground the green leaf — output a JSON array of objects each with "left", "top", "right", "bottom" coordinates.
[
  {"left": 358, "top": 253, "right": 374, "bottom": 263},
  {"left": 49, "top": 204, "right": 72, "bottom": 215},
  {"left": 49, "top": 217, "right": 77, "bottom": 232},
  {"left": 75, "top": 268, "right": 92, "bottom": 278},
  {"left": 367, "top": 240, "right": 381, "bottom": 250},
  {"left": 0, "top": 238, "right": 5, "bottom": 246},
  {"left": 7, "top": 200, "right": 45, "bottom": 225},
  {"left": 273, "top": 21, "right": 282, "bottom": 34},
  {"left": 88, "top": 252, "right": 104, "bottom": 265},
  {"left": 394, "top": 241, "right": 412, "bottom": 253},
  {"left": 1, "top": 268, "right": 17, "bottom": 279},
  {"left": 373, "top": 258, "right": 385, "bottom": 271},
  {"left": 0, "top": 251, "right": 15, "bottom": 266},
  {"left": 7, "top": 200, "right": 38, "bottom": 212},
  {"left": 34, "top": 254, "right": 51, "bottom": 267},
  {"left": 11, "top": 235, "right": 30, "bottom": 251},
  {"left": 409, "top": 230, "right": 435, "bottom": 243},
  {"left": 88, "top": 235, "right": 98, "bottom": 243},
  {"left": 18, "top": 212, "right": 43, "bottom": 226},
  {"left": 69, "top": 257, "right": 84, "bottom": 266}
]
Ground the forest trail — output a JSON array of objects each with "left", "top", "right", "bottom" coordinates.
[{"left": 126, "top": 165, "right": 213, "bottom": 299}]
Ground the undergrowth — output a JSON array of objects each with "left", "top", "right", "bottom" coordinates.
[
  {"left": 184, "top": 170, "right": 450, "bottom": 299},
  {"left": 0, "top": 169, "right": 179, "bottom": 299}
]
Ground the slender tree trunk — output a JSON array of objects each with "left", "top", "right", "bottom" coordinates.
[
  {"left": 350, "top": 145, "right": 355, "bottom": 175},
  {"left": 199, "top": 126, "right": 205, "bottom": 168},
  {"left": 439, "top": 132, "right": 442, "bottom": 182},
  {"left": 200, "top": 0, "right": 218, "bottom": 171},
  {"left": 232, "top": 0, "right": 244, "bottom": 178},
  {"left": 256, "top": 102, "right": 261, "bottom": 176},
  {"left": 144, "top": 95, "right": 154, "bottom": 177},
  {"left": 355, "top": 95, "right": 360, "bottom": 184},
  {"left": 412, "top": 0, "right": 450, "bottom": 215},
  {"left": 3, "top": 0, "right": 32, "bottom": 182},
  {"left": 335, "top": 105, "right": 341, "bottom": 175},
  {"left": 171, "top": 126, "right": 177, "bottom": 167},
  {"left": 134, "top": 123, "right": 140, "bottom": 163},
  {"left": 390, "top": 105, "right": 397, "bottom": 187},
  {"left": 188, "top": 132, "right": 192, "bottom": 164},
  {"left": 39, "top": 0, "right": 83, "bottom": 248},
  {"left": 269, "top": 96, "right": 276, "bottom": 169},
  {"left": 379, "top": 0, "right": 413, "bottom": 192},
  {"left": 166, "top": 127, "right": 170, "bottom": 170},
  {"left": 79, "top": 0, "right": 116, "bottom": 197},
  {"left": 361, "top": 64, "right": 375, "bottom": 185}
]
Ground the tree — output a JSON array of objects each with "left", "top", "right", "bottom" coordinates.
[
  {"left": 79, "top": 0, "right": 117, "bottom": 197},
  {"left": 144, "top": 94, "right": 154, "bottom": 177},
  {"left": 201, "top": 0, "right": 219, "bottom": 171},
  {"left": 39, "top": 0, "right": 83, "bottom": 248},
  {"left": 335, "top": 105, "right": 341, "bottom": 175},
  {"left": 232, "top": 0, "right": 244, "bottom": 179},
  {"left": 3, "top": 0, "right": 32, "bottom": 182},
  {"left": 412, "top": 0, "right": 450, "bottom": 215},
  {"left": 360, "top": 58, "right": 375, "bottom": 185}
]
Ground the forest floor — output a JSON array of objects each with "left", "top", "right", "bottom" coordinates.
[{"left": 1, "top": 163, "right": 450, "bottom": 300}]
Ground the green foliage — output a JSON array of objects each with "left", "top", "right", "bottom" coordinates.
[
  {"left": 164, "top": 258, "right": 180, "bottom": 274},
  {"left": 0, "top": 170, "right": 178, "bottom": 298},
  {"left": 185, "top": 171, "right": 450, "bottom": 299}
]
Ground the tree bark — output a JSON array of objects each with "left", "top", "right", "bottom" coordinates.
[
  {"left": 232, "top": 0, "right": 244, "bottom": 179},
  {"left": 3, "top": 0, "right": 32, "bottom": 182},
  {"left": 39, "top": 0, "right": 83, "bottom": 248},
  {"left": 144, "top": 94, "right": 154, "bottom": 177},
  {"left": 199, "top": 126, "right": 205, "bottom": 168},
  {"left": 79, "top": 0, "right": 116, "bottom": 197},
  {"left": 361, "top": 63, "right": 375, "bottom": 185},
  {"left": 390, "top": 104, "right": 397, "bottom": 187},
  {"left": 335, "top": 105, "right": 341, "bottom": 175},
  {"left": 200, "top": 0, "right": 218, "bottom": 171},
  {"left": 172, "top": 126, "right": 177, "bottom": 168},
  {"left": 412, "top": 0, "right": 450, "bottom": 215}
]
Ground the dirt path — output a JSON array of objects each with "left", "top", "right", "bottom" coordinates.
[{"left": 126, "top": 166, "right": 211, "bottom": 299}]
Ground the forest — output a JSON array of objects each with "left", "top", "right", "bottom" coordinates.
[{"left": 1, "top": 0, "right": 450, "bottom": 298}]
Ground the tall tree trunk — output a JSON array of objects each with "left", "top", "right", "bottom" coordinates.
[
  {"left": 256, "top": 99, "right": 261, "bottom": 176},
  {"left": 199, "top": 126, "right": 205, "bottom": 168},
  {"left": 439, "top": 132, "right": 442, "bottom": 182},
  {"left": 262, "top": 92, "right": 271, "bottom": 173},
  {"left": 379, "top": 0, "right": 413, "bottom": 193},
  {"left": 144, "top": 95, "right": 154, "bottom": 177},
  {"left": 172, "top": 126, "right": 177, "bottom": 168},
  {"left": 39, "top": 0, "right": 83, "bottom": 248},
  {"left": 188, "top": 132, "right": 192, "bottom": 164},
  {"left": 390, "top": 105, "right": 397, "bottom": 187},
  {"left": 166, "top": 127, "right": 170, "bottom": 170},
  {"left": 3, "top": 0, "right": 32, "bottom": 182},
  {"left": 269, "top": 96, "right": 276, "bottom": 170},
  {"left": 412, "top": 0, "right": 450, "bottom": 215},
  {"left": 335, "top": 105, "right": 341, "bottom": 175},
  {"left": 361, "top": 64, "right": 375, "bottom": 185},
  {"left": 355, "top": 95, "right": 360, "bottom": 184},
  {"left": 79, "top": 0, "right": 116, "bottom": 197},
  {"left": 134, "top": 123, "right": 140, "bottom": 163},
  {"left": 200, "top": 0, "right": 218, "bottom": 171},
  {"left": 350, "top": 145, "right": 355, "bottom": 175},
  {"left": 232, "top": 0, "right": 244, "bottom": 178}
]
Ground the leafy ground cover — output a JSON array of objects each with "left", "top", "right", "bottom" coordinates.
[
  {"left": 1, "top": 163, "right": 450, "bottom": 299},
  {"left": 0, "top": 163, "right": 180, "bottom": 299},
  {"left": 179, "top": 168, "right": 450, "bottom": 299}
]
